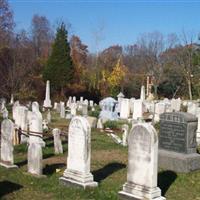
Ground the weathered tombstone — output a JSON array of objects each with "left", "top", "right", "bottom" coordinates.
[
  {"left": 154, "top": 102, "right": 166, "bottom": 122},
  {"left": 97, "top": 118, "right": 103, "bottom": 129},
  {"left": 12, "top": 101, "right": 20, "bottom": 121},
  {"left": 171, "top": 98, "right": 181, "bottom": 112},
  {"left": 19, "top": 106, "right": 29, "bottom": 143},
  {"left": 140, "top": 85, "right": 145, "bottom": 101},
  {"left": 159, "top": 112, "right": 200, "bottom": 172},
  {"left": 187, "top": 102, "right": 197, "bottom": 116},
  {"left": 72, "top": 96, "right": 76, "bottom": 103},
  {"left": 120, "top": 98, "right": 130, "bottom": 119},
  {"left": 80, "top": 96, "right": 84, "bottom": 103},
  {"left": 53, "top": 128, "right": 63, "bottom": 154},
  {"left": 99, "top": 97, "right": 119, "bottom": 121},
  {"left": 122, "top": 124, "right": 129, "bottom": 147},
  {"left": 28, "top": 109, "right": 45, "bottom": 176},
  {"left": 82, "top": 103, "right": 88, "bottom": 116},
  {"left": 132, "top": 99, "right": 144, "bottom": 120},
  {"left": 0, "top": 116, "right": 18, "bottom": 168},
  {"left": 60, "top": 116, "right": 98, "bottom": 189},
  {"left": 54, "top": 102, "right": 58, "bottom": 110},
  {"left": 60, "top": 102, "right": 65, "bottom": 118},
  {"left": 86, "top": 116, "right": 97, "bottom": 128},
  {"left": 43, "top": 80, "right": 52, "bottom": 108},
  {"left": 70, "top": 103, "right": 77, "bottom": 116},
  {"left": 119, "top": 123, "right": 165, "bottom": 200}
]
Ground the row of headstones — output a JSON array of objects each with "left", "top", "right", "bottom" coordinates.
[
  {"left": 98, "top": 92, "right": 183, "bottom": 123},
  {"left": 53, "top": 97, "right": 95, "bottom": 119},
  {"left": 59, "top": 116, "right": 166, "bottom": 200},
  {"left": 0, "top": 112, "right": 165, "bottom": 199},
  {"left": 0, "top": 112, "right": 63, "bottom": 174}
]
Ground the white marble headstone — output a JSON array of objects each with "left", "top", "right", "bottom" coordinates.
[
  {"left": 0, "top": 118, "right": 18, "bottom": 168},
  {"left": 53, "top": 128, "right": 63, "bottom": 154},
  {"left": 119, "top": 123, "right": 165, "bottom": 200},
  {"left": 60, "top": 116, "right": 97, "bottom": 189}
]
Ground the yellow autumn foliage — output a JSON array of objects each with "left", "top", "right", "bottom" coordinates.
[{"left": 107, "top": 57, "right": 127, "bottom": 87}]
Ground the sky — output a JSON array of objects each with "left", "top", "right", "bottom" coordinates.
[{"left": 8, "top": 0, "right": 200, "bottom": 52}]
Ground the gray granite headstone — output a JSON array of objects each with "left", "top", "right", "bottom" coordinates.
[{"left": 159, "top": 112, "right": 200, "bottom": 173}]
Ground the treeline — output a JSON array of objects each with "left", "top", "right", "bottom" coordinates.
[{"left": 0, "top": 0, "right": 200, "bottom": 103}]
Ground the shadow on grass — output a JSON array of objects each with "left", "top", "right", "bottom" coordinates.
[
  {"left": 158, "top": 170, "right": 177, "bottom": 195},
  {"left": 43, "top": 163, "right": 66, "bottom": 175},
  {"left": 43, "top": 137, "right": 54, "bottom": 142},
  {"left": 93, "top": 162, "right": 126, "bottom": 183},
  {"left": 0, "top": 181, "right": 23, "bottom": 198}
]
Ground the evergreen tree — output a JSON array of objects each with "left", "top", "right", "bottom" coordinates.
[{"left": 43, "top": 22, "right": 73, "bottom": 96}]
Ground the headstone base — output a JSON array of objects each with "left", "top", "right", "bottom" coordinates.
[
  {"left": 159, "top": 149, "right": 200, "bottom": 173},
  {"left": 60, "top": 169, "right": 98, "bottom": 189},
  {"left": 118, "top": 183, "right": 165, "bottom": 200},
  {"left": 0, "top": 162, "right": 18, "bottom": 169}
]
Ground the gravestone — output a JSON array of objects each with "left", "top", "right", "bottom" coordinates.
[
  {"left": 0, "top": 117, "right": 18, "bottom": 168},
  {"left": 28, "top": 110, "right": 45, "bottom": 176},
  {"left": 159, "top": 112, "right": 200, "bottom": 172},
  {"left": 99, "top": 97, "right": 118, "bottom": 121},
  {"left": 119, "top": 123, "right": 165, "bottom": 200},
  {"left": 60, "top": 116, "right": 98, "bottom": 189},
  {"left": 120, "top": 98, "right": 130, "bottom": 119},
  {"left": 132, "top": 99, "right": 144, "bottom": 120},
  {"left": 53, "top": 128, "right": 63, "bottom": 154},
  {"left": 60, "top": 102, "right": 65, "bottom": 118},
  {"left": 122, "top": 124, "right": 129, "bottom": 147},
  {"left": 43, "top": 80, "right": 52, "bottom": 108},
  {"left": 82, "top": 103, "right": 88, "bottom": 116},
  {"left": 140, "top": 85, "right": 145, "bottom": 101}
]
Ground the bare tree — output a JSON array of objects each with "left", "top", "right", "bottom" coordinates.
[
  {"left": 31, "top": 14, "right": 53, "bottom": 59},
  {"left": 0, "top": 0, "right": 14, "bottom": 46},
  {"left": 136, "top": 31, "right": 165, "bottom": 96}
]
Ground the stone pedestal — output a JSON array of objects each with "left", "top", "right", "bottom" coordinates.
[
  {"left": 119, "top": 184, "right": 165, "bottom": 200},
  {"left": 0, "top": 161, "right": 18, "bottom": 169},
  {"left": 60, "top": 169, "right": 97, "bottom": 189},
  {"left": 159, "top": 149, "right": 200, "bottom": 173}
]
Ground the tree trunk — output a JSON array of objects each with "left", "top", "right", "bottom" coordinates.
[{"left": 188, "top": 79, "right": 192, "bottom": 100}]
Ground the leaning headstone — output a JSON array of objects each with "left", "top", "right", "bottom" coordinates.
[
  {"left": 60, "top": 116, "right": 98, "bottom": 189},
  {"left": 159, "top": 112, "right": 200, "bottom": 172},
  {"left": 0, "top": 116, "right": 18, "bottom": 168},
  {"left": 118, "top": 123, "right": 165, "bottom": 200},
  {"left": 43, "top": 80, "right": 52, "bottom": 108},
  {"left": 28, "top": 110, "right": 45, "bottom": 176},
  {"left": 53, "top": 128, "right": 63, "bottom": 154}
]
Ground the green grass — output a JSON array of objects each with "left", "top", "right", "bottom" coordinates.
[{"left": 0, "top": 112, "right": 200, "bottom": 199}]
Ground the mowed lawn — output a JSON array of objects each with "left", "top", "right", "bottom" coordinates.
[{"left": 0, "top": 111, "right": 200, "bottom": 200}]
